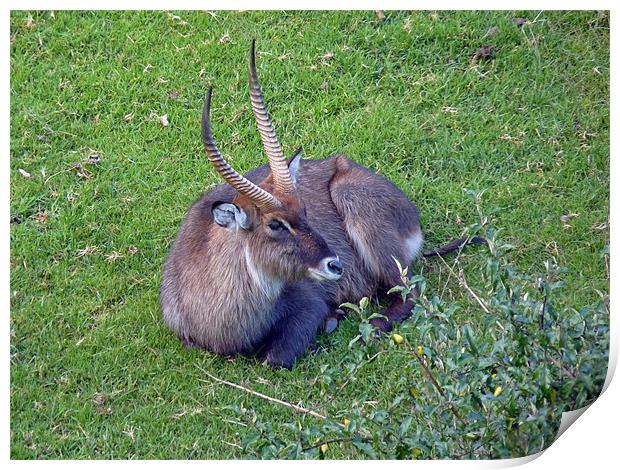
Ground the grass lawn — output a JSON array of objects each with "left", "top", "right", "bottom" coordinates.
[{"left": 10, "top": 10, "right": 609, "bottom": 459}]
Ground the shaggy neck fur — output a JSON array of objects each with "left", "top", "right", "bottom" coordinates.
[{"left": 183, "top": 229, "right": 284, "bottom": 355}]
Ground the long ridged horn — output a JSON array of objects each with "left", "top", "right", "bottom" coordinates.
[
  {"left": 202, "top": 88, "right": 282, "bottom": 211},
  {"left": 248, "top": 39, "right": 294, "bottom": 194}
]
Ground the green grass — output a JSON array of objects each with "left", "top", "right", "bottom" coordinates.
[{"left": 10, "top": 11, "right": 609, "bottom": 459}]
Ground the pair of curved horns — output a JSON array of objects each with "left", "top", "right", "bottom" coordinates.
[{"left": 202, "top": 40, "right": 294, "bottom": 211}]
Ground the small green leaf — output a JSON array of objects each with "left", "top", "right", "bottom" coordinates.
[
  {"left": 399, "top": 416, "right": 413, "bottom": 436},
  {"left": 359, "top": 322, "right": 374, "bottom": 343},
  {"left": 391, "top": 256, "right": 404, "bottom": 274},
  {"left": 352, "top": 439, "right": 377, "bottom": 459},
  {"left": 367, "top": 312, "right": 387, "bottom": 320},
  {"left": 387, "top": 285, "right": 405, "bottom": 295},
  {"left": 340, "top": 302, "right": 360, "bottom": 314},
  {"left": 462, "top": 324, "right": 479, "bottom": 355},
  {"left": 348, "top": 334, "right": 362, "bottom": 348}
]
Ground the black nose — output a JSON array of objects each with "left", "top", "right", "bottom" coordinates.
[{"left": 327, "top": 258, "right": 343, "bottom": 276}]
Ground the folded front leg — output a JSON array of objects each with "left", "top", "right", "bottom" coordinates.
[{"left": 258, "top": 283, "right": 329, "bottom": 369}]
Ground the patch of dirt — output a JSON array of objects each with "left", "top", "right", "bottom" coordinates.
[
  {"left": 473, "top": 45, "right": 496, "bottom": 62},
  {"left": 513, "top": 17, "right": 528, "bottom": 28},
  {"left": 68, "top": 162, "right": 93, "bottom": 180}
]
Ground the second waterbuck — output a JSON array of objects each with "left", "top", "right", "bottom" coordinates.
[{"left": 161, "top": 41, "right": 479, "bottom": 369}]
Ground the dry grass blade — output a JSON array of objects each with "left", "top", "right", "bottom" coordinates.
[
  {"left": 196, "top": 365, "right": 328, "bottom": 421},
  {"left": 436, "top": 254, "right": 490, "bottom": 314}
]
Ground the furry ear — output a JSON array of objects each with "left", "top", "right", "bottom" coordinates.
[
  {"left": 288, "top": 147, "right": 303, "bottom": 188},
  {"left": 212, "top": 202, "right": 250, "bottom": 230}
]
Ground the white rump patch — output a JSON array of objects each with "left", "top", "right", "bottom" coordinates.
[{"left": 404, "top": 231, "right": 424, "bottom": 262}]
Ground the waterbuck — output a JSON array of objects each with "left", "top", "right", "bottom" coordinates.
[{"left": 161, "top": 41, "right": 483, "bottom": 369}]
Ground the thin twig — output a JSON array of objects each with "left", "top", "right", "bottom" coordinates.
[
  {"left": 539, "top": 289, "right": 548, "bottom": 330},
  {"left": 458, "top": 268, "right": 490, "bottom": 314},
  {"left": 548, "top": 356, "right": 576, "bottom": 379},
  {"left": 411, "top": 350, "right": 466, "bottom": 425},
  {"left": 439, "top": 244, "right": 465, "bottom": 300},
  {"left": 43, "top": 169, "right": 65, "bottom": 185},
  {"left": 196, "top": 365, "right": 328, "bottom": 421},
  {"left": 436, "top": 253, "right": 490, "bottom": 314},
  {"left": 439, "top": 261, "right": 451, "bottom": 299},
  {"left": 221, "top": 418, "right": 248, "bottom": 427}
]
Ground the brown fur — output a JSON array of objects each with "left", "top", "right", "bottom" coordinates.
[{"left": 161, "top": 153, "right": 423, "bottom": 366}]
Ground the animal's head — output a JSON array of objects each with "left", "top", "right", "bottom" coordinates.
[{"left": 202, "top": 40, "right": 343, "bottom": 283}]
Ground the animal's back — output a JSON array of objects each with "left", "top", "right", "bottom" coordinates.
[{"left": 298, "top": 154, "right": 423, "bottom": 304}]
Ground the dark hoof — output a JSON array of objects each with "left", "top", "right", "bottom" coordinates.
[
  {"left": 324, "top": 317, "right": 339, "bottom": 335},
  {"left": 181, "top": 335, "right": 200, "bottom": 350},
  {"left": 263, "top": 353, "right": 294, "bottom": 370},
  {"left": 370, "top": 316, "right": 392, "bottom": 332}
]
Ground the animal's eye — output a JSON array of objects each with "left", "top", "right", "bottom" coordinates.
[{"left": 268, "top": 220, "right": 286, "bottom": 232}]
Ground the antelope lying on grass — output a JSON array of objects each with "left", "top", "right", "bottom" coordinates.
[{"left": 161, "top": 41, "right": 483, "bottom": 369}]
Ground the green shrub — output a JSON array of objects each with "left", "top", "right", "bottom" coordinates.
[{"left": 226, "top": 223, "right": 609, "bottom": 459}]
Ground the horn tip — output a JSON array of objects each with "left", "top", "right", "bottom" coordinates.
[
  {"left": 203, "top": 88, "right": 213, "bottom": 113},
  {"left": 202, "top": 88, "right": 215, "bottom": 141},
  {"left": 249, "top": 39, "right": 256, "bottom": 66}
]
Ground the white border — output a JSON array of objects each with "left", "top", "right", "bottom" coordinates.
[
  {"left": 3, "top": 2, "right": 616, "bottom": 467},
  {"left": 4, "top": 1, "right": 619, "bottom": 10}
]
